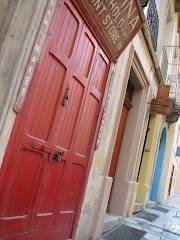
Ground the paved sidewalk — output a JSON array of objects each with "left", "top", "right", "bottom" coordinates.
[{"left": 100, "top": 193, "right": 180, "bottom": 240}]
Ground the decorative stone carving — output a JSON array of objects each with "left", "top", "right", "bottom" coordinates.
[{"left": 95, "top": 72, "right": 115, "bottom": 150}]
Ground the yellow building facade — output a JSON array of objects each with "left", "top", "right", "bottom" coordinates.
[{"left": 128, "top": 115, "right": 167, "bottom": 216}]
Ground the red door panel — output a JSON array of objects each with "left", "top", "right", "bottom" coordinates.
[
  {"left": 52, "top": 76, "right": 85, "bottom": 150},
  {"left": 26, "top": 56, "right": 67, "bottom": 141},
  {"left": 0, "top": 149, "right": 44, "bottom": 237},
  {"left": 0, "top": 0, "right": 110, "bottom": 239},
  {"left": 53, "top": 163, "right": 84, "bottom": 225},
  {"left": 28, "top": 228, "right": 52, "bottom": 240},
  {"left": 30, "top": 160, "right": 66, "bottom": 230},
  {"left": 51, "top": 225, "right": 72, "bottom": 240}
]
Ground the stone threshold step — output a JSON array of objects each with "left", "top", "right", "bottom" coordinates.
[{"left": 103, "top": 213, "right": 123, "bottom": 233}]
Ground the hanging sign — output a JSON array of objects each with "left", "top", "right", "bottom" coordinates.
[
  {"left": 150, "top": 85, "right": 173, "bottom": 116},
  {"left": 72, "top": 0, "right": 145, "bottom": 62}
]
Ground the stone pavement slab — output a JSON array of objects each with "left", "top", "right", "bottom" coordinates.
[
  {"left": 134, "top": 211, "right": 159, "bottom": 222},
  {"left": 151, "top": 206, "right": 169, "bottom": 213},
  {"left": 100, "top": 224, "right": 146, "bottom": 240},
  {"left": 165, "top": 193, "right": 180, "bottom": 210},
  {"left": 100, "top": 193, "right": 180, "bottom": 240}
]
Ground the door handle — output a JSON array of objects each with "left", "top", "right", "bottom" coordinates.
[
  {"left": 62, "top": 85, "right": 70, "bottom": 106},
  {"left": 55, "top": 151, "right": 64, "bottom": 162}
]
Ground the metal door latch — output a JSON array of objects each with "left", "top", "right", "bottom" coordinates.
[{"left": 55, "top": 151, "right": 64, "bottom": 162}]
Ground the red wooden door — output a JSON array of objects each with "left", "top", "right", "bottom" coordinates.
[{"left": 0, "top": 1, "right": 110, "bottom": 239}]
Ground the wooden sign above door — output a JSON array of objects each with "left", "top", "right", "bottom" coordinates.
[
  {"left": 72, "top": 0, "right": 145, "bottom": 62},
  {"left": 150, "top": 85, "right": 173, "bottom": 116}
]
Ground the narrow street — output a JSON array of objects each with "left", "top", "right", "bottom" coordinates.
[
  {"left": 100, "top": 193, "right": 180, "bottom": 240},
  {"left": 1, "top": 1, "right": 180, "bottom": 239}
]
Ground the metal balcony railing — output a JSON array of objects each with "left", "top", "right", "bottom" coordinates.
[
  {"left": 168, "top": 74, "right": 180, "bottom": 103},
  {"left": 147, "top": 0, "right": 159, "bottom": 50},
  {"left": 166, "top": 74, "right": 180, "bottom": 124}
]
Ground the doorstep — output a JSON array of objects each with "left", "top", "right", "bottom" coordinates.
[
  {"left": 103, "top": 213, "right": 123, "bottom": 233},
  {"left": 147, "top": 201, "right": 156, "bottom": 208},
  {"left": 133, "top": 202, "right": 144, "bottom": 213}
]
